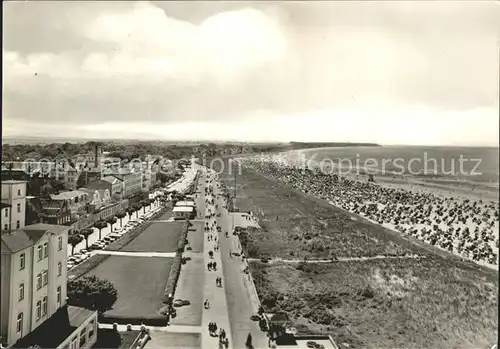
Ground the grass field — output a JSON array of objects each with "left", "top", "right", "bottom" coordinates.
[
  {"left": 220, "top": 165, "right": 426, "bottom": 259},
  {"left": 84, "top": 255, "right": 173, "bottom": 319},
  {"left": 251, "top": 259, "right": 498, "bottom": 349},
  {"left": 120, "top": 222, "right": 184, "bottom": 253},
  {"left": 217, "top": 158, "right": 498, "bottom": 349}
]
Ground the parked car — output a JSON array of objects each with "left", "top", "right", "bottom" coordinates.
[
  {"left": 173, "top": 299, "right": 190, "bottom": 307},
  {"left": 306, "top": 342, "right": 319, "bottom": 349}
]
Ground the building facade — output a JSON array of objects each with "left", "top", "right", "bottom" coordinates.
[
  {"left": 1, "top": 223, "right": 98, "bottom": 349},
  {"left": 1, "top": 224, "right": 69, "bottom": 345},
  {"left": 1, "top": 180, "right": 28, "bottom": 231},
  {"left": 1, "top": 203, "right": 11, "bottom": 232}
]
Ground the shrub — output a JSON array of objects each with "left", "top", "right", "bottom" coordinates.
[{"left": 163, "top": 253, "right": 182, "bottom": 301}]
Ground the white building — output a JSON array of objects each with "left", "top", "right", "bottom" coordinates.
[
  {"left": 172, "top": 206, "right": 194, "bottom": 220},
  {"left": 1, "top": 180, "right": 28, "bottom": 231},
  {"left": 1, "top": 223, "right": 98, "bottom": 349}
]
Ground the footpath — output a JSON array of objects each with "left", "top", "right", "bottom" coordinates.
[
  {"left": 201, "top": 174, "right": 233, "bottom": 349},
  {"left": 213, "top": 180, "right": 269, "bottom": 349}
]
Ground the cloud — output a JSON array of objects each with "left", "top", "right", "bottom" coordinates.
[{"left": 2, "top": 1, "right": 499, "bottom": 146}]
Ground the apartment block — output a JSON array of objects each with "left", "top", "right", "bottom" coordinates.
[{"left": 1, "top": 223, "right": 97, "bottom": 349}]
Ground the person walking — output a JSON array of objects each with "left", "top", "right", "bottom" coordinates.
[
  {"left": 246, "top": 332, "right": 253, "bottom": 348},
  {"left": 213, "top": 261, "right": 217, "bottom": 270}
]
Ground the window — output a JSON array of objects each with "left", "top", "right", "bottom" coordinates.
[
  {"left": 88, "top": 320, "right": 95, "bottom": 339},
  {"left": 70, "top": 337, "right": 78, "bottom": 349},
  {"left": 4, "top": 224, "right": 8, "bottom": 230},
  {"left": 17, "top": 203, "right": 21, "bottom": 213},
  {"left": 37, "top": 245, "right": 42, "bottom": 260},
  {"left": 18, "top": 284, "right": 24, "bottom": 301},
  {"left": 36, "top": 300, "right": 41, "bottom": 320},
  {"left": 58, "top": 236, "right": 63, "bottom": 250},
  {"left": 79, "top": 327, "right": 87, "bottom": 347},
  {"left": 57, "top": 286, "right": 61, "bottom": 305},
  {"left": 16, "top": 313, "right": 23, "bottom": 334},
  {"left": 17, "top": 189, "right": 21, "bottom": 196},
  {"left": 43, "top": 242, "right": 48, "bottom": 258},
  {"left": 20, "top": 253, "right": 25, "bottom": 270},
  {"left": 43, "top": 270, "right": 48, "bottom": 286},
  {"left": 58, "top": 262, "right": 62, "bottom": 276},
  {"left": 16, "top": 220, "right": 20, "bottom": 229},
  {"left": 4, "top": 209, "right": 7, "bottom": 217},
  {"left": 36, "top": 273, "right": 42, "bottom": 289},
  {"left": 42, "top": 296, "right": 47, "bottom": 315}
]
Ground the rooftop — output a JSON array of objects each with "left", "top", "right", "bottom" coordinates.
[
  {"left": 1, "top": 223, "right": 69, "bottom": 254},
  {"left": 175, "top": 200, "right": 196, "bottom": 207},
  {"left": 173, "top": 206, "right": 194, "bottom": 212},
  {"left": 50, "top": 190, "right": 88, "bottom": 200},
  {"left": 11, "top": 305, "right": 96, "bottom": 349},
  {"left": 1, "top": 180, "right": 28, "bottom": 184},
  {"left": 102, "top": 176, "right": 121, "bottom": 184}
]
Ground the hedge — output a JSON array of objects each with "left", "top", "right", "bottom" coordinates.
[
  {"left": 98, "top": 314, "right": 168, "bottom": 327},
  {"left": 163, "top": 253, "right": 182, "bottom": 303},
  {"left": 161, "top": 220, "right": 190, "bottom": 304}
]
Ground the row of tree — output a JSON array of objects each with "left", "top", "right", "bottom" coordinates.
[{"left": 67, "top": 198, "right": 158, "bottom": 254}]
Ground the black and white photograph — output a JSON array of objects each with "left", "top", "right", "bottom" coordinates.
[{"left": 1, "top": 1, "right": 499, "bottom": 349}]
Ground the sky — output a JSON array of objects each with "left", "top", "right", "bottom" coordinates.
[{"left": 3, "top": 1, "right": 500, "bottom": 146}]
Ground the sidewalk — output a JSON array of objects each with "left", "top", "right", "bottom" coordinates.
[
  {"left": 214, "top": 181, "right": 268, "bottom": 349},
  {"left": 201, "top": 173, "right": 233, "bottom": 349}
]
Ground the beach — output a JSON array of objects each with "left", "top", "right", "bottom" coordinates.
[{"left": 235, "top": 150, "right": 499, "bottom": 270}]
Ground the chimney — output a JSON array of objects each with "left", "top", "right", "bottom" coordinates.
[{"left": 94, "top": 145, "right": 100, "bottom": 168}]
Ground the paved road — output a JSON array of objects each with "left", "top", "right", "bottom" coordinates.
[
  {"left": 196, "top": 166, "right": 268, "bottom": 349},
  {"left": 198, "top": 171, "right": 234, "bottom": 349}
]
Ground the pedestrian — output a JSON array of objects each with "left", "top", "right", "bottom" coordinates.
[
  {"left": 224, "top": 337, "right": 229, "bottom": 348},
  {"left": 246, "top": 333, "right": 252, "bottom": 348},
  {"left": 207, "top": 262, "right": 211, "bottom": 271},
  {"left": 213, "top": 261, "right": 217, "bottom": 270}
]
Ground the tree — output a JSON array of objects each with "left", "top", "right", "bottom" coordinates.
[
  {"left": 116, "top": 211, "right": 126, "bottom": 227},
  {"left": 141, "top": 200, "right": 149, "bottom": 214},
  {"left": 106, "top": 216, "right": 117, "bottom": 232},
  {"left": 67, "top": 275, "right": 118, "bottom": 314},
  {"left": 133, "top": 204, "right": 142, "bottom": 218},
  {"left": 93, "top": 220, "right": 107, "bottom": 240},
  {"left": 68, "top": 233, "right": 83, "bottom": 255},
  {"left": 81, "top": 228, "right": 94, "bottom": 249},
  {"left": 126, "top": 207, "right": 134, "bottom": 219}
]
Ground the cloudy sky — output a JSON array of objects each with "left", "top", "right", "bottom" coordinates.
[{"left": 3, "top": 1, "right": 499, "bottom": 146}]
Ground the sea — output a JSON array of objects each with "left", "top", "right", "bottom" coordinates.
[{"left": 286, "top": 146, "right": 499, "bottom": 183}]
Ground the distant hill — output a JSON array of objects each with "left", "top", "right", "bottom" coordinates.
[{"left": 289, "top": 142, "right": 381, "bottom": 149}]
